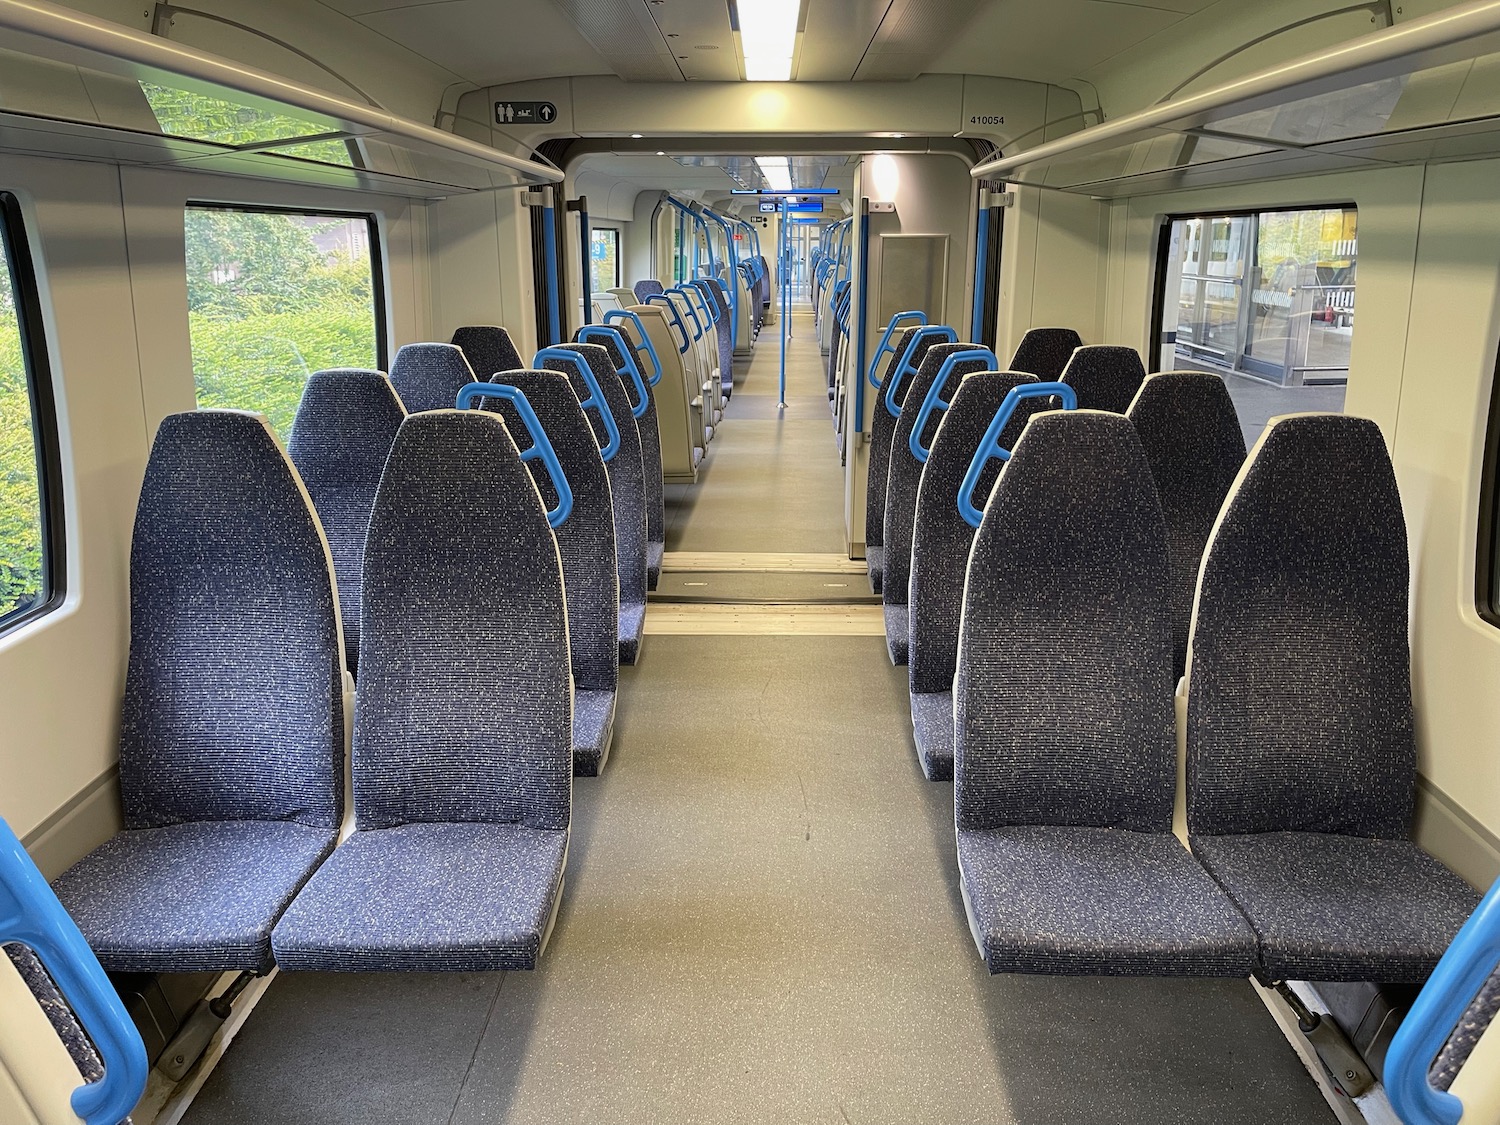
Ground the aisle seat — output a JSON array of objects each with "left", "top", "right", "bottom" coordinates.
[
  {"left": 955, "top": 411, "right": 1257, "bottom": 976},
  {"left": 1059, "top": 344, "right": 1147, "bottom": 413},
  {"left": 388, "top": 342, "right": 477, "bottom": 414},
  {"left": 287, "top": 368, "right": 406, "bottom": 678},
  {"left": 624, "top": 304, "right": 703, "bottom": 483},
  {"left": 450, "top": 325, "right": 523, "bottom": 378},
  {"left": 1125, "top": 372, "right": 1245, "bottom": 680},
  {"left": 865, "top": 325, "right": 956, "bottom": 593},
  {"left": 907, "top": 372, "right": 1040, "bottom": 779},
  {"left": 1009, "top": 327, "right": 1082, "bottom": 380},
  {"left": 883, "top": 343, "right": 997, "bottom": 665},
  {"left": 272, "top": 411, "right": 571, "bottom": 972},
  {"left": 694, "top": 277, "right": 734, "bottom": 398},
  {"left": 477, "top": 370, "right": 619, "bottom": 775},
  {"left": 647, "top": 293, "right": 715, "bottom": 443},
  {"left": 53, "top": 412, "right": 344, "bottom": 973},
  {"left": 1185, "top": 414, "right": 1479, "bottom": 983},
  {"left": 544, "top": 344, "right": 648, "bottom": 666}
]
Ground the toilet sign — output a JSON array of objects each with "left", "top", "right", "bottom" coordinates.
[{"left": 495, "top": 101, "right": 558, "bottom": 126}]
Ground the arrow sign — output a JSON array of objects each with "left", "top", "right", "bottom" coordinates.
[{"left": 494, "top": 101, "right": 559, "bottom": 126}]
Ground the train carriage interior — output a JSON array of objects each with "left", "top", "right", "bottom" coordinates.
[{"left": 5, "top": 0, "right": 1500, "bottom": 1122}]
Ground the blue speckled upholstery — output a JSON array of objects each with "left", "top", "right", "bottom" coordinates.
[
  {"left": 694, "top": 278, "right": 734, "bottom": 395},
  {"left": 1126, "top": 373, "right": 1245, "bottom": 681},
  {"left": 883, "top": 343, "right": 994, "bottom": 665},
  {"left": 450, "top": 325, "right": 523, "bottom": 379},
  {"left": 53, "top": 822, "right": 336, "bottom": 973},
  {"left": 908, "top": 372, "right": 1039, "bottom": 779},
  {"left": 954, "top": 410, "right": 1255, "bottom": 976},
  {"left": 573, "top": 325, "right": 666, "bottom": 586},
  {"left": 273, "top": 824, "right": 566, "bottom": 972},
  {"left": 1187, "top": 413, "right": 1480, "bottom": 980},
  {"left": 866, "top": 327, "right": 946, "bottom": 592},
  {"left": 288, "top": 368, "right": 406, "bottom": 677},
  {"left": 1432, "top": 966, "right": 1500, "bottom": 1090},
  {"left": 51, "top": 411, "right": 344, "bottom": 973},
  {"left": 633, "top": 280, "right": 664, "bottom": 301},
  {"left": 480, "top": 370, "right": 618, "bottom": 775},
  {"left": 271, "top": 411, "right": 570, "bottom": 972},
  {"left": 548, "top": 343, "right": 647, "bottom": 665},
  {"left": 1059, "top": 345, "right": 1147, "bottom": 414},
  {"left": 388, "top": 343, "right": 477, "bottom": 414},
  {"left": 1008, "top": 327, "right": 1082, "bottom": 380}
]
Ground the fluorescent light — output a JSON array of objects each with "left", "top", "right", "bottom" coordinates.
[
  {"left": 756, "top": 155, "right": 792, "bottom": 192},
  {"left": 739, "top": 0, "right": 798, "bottom": 81}
]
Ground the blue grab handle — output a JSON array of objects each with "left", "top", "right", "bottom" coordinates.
[
  {"left": 883, "top": 325, "right": 959, "bottom": 419},
  {"left": 867, "top": 311, "right": 929, "bottom": 389},
  {"left": 0, "top": 818, "right": 148, "bottom": 1125},
  {"left": 957, "top": 382, "right": 1078, "bottom": 529},
  {"left": 532, "top": 347, "right": 621, "bottom": 462},
  {"left": 907, "top": 348, "right": 999, "bottom": 463},
  {"left": 673, "top": 288, "right": 705, "bottom": 340},
  {"left": 577, "top": 326, "right": 651, "bottom": 419},
  {"left": 690, "top": 282, "right": 719, "bottom": 325},
  {"left": 644, "top": 295, "right": 691, "bottom": 354},
  {"left": 1386, "top": 879, "right": 1500, "bottom": 1125},
  {"left": 456, "top": 382, "right": 575, "bottom": 528},
  {"left": 602, "top": 310, "right": 664, "bottom": 387}
]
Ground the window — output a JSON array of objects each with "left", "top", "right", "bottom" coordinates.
[
  {"left": 591, "top": 227, "right": 621, "bottom": 293},
  {"left": 1477, "top": 344, "right": 1500, "bottom": 626},
  {"left": 1153, "top": 205, "right": 1356, "bottom": 447},
  {"left": 141, "top": 83, "right": 356, "bottom": 167},
  {"left": 0, "top": 192, "right": 63, "bottom": 632},
  {"left": 186, "top": 205, "right": 384, "bottom": 438}
]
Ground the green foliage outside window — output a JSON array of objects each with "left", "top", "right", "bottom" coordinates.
[
  {"left": 0, "top": 243, "right": 44, "bottom": 622},
  {"left": 141, "top": 83, "right": 355, "bottom": 166},
  {"left": 186, "top": 207, "right": 379, "bottom": 438}
]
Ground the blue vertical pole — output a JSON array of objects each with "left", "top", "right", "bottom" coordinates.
[
  {"left": 971, "top": 192, "right": 990, "bottom": 346},
  {"left": 778, "top": 206, "right": 788, "bottom": 409},
  {"left": 854, "top": 202, "right": 870, "bottom": 433},
  {"left": 541, "top": 194, "right": 561, "bottom": 347}
]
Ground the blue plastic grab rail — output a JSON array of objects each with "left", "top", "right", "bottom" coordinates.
[
  {"left": 455, "top": 382, "right": 575, "bottom": 528},
  {"left": 576, "top": 325, "right": 652, "bottom": 419},
  {"left": 532, "top": 347, "right": 622, "bottom": 462},
  {"left": 907, "top": 348, "right": 1000, "bottom": 462},
  {"left": 690, "top": 281, "right": 720, "bottom": 325},
  {"left": 867, "top": 310, "right": 930, "bottom": 389},
  {"left": 957, "top": 382, "right": 1079, "bottom": 529},
  {"left": 644, "top": 295, "right": 691, "bottom": 354},
  {"left": 1387, "top": 878, "right": 1500, "bottom": 1125},
  {"left": 602, "top": 310, "right": 664, "bottom": 387},
  {"left": 670, "top": 287, "right": 705, "bottom": 340},
  {"left": 0, "top": 818, "right": 148, "bottom": 1125},
  {"left": 883, "top": 325, "right": 960, "bottom": 419}
]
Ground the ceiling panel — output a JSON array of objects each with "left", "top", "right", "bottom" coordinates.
[
  {"left": 551, "top": 0, "right": 686, "bottom": 81},
  {"left": 796, "top": 0, "right": 896, "bottom": 82},
  {"left": 643, "top": 0, "right": 740, "bottom": 82},
  {"left": 854, "top": 0, "right": 987, "bottom": 81}
]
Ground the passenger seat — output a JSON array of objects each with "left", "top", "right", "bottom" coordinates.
[
  {"left": 451, "top": 325, "right": 524, "bottom": 378},
  {"left": 1008, "top": 327, "right": 1082, "bottom": 380},
  {"left": 1059, "top": 344, "right": 1147, "bottom": 413},
  {"left": 388, "top": 342, "right": 477, "bottom": 413}
]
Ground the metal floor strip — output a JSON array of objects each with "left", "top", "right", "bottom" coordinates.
[
  {"left": 642, "top": 603, "right": 885, "bottom": 636},
  {"left": 660, "top": 551, "right": 867, "bottom": 574}
]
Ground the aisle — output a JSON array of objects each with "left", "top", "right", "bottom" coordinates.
[{"left": 182, "top": 302, "right": 1335, "bottom": 1125}]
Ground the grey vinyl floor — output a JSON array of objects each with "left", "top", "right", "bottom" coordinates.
[{"left": 182, "top": 306, "right": 1335, "bottom": 1125}]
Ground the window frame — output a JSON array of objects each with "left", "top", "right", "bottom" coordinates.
[
  {"left": 0, "top": 190, "right": 66, "bottom": 637},
  {"left": 183, "top": 200, "right": 389, "bottom": 374},
  {"left": 591, "top": 226, "right": 621, "bottom": 292},
  {"left": 1475, "top": 341, "right": 1500, "bottom": 627}
]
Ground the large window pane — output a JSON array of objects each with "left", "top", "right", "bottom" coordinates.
[
  {"left": 141, "top": 83, "right": 356, "bottom": 167},
  {"left": 1157, "top": 205, "right": 1355, "bottom": 447},
  {"left": 186, "top": 206, "right": 381, "bottom": 437},
  {"left": 0, "top": 194, "right": 59, "bottom": 630},
  {"left": 591, "top": 228, "right": 620, "bottom": 292}
]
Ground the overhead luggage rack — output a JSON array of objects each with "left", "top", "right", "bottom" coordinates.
[
  {"left": 0, "top": 0, "right": 562, "bottom": 197},
  {"left": 970, "top": 0, "right": 1500, "bottom": 198}
]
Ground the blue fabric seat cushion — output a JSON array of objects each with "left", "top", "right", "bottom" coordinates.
[
  {"left": 573, "top": 689, "right": 616, "bottom": 777},
  {"left": 271, "top": 823, "right": 568, "bottom": 972},
  {"left": 909, "top": 690, "right": 953, "bottom": 781},
  {"left": 620, "top": 603, "right": 646, "bottom": 666},
  {"left": 1190, "top": 832, "right": 1481, "bottom": 983},
  {"left": 885, "top": 603, "right": 909, "bottom": 666},
  {"left": 958, "top": 826, "right": 1257, "bottom": 976},
  {"left": 51, "top": 821, "right": 336, "bottom": 973},
  {"left": 866, "top": 546, "right": 883, "bottom": 593}
]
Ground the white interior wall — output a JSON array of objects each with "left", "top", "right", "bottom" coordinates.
[{"left": 995, "top": 188, "right": 1109, "bottom": 361}]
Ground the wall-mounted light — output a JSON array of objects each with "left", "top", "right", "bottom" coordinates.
[
  {"left": 755, "top": 155, "right": 792, "bottom": 191},
  {"left": 737, "top": 0, "right": 800, "bottom": 81}
]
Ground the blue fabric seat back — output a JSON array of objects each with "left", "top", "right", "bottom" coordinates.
[
  {"left": 120, "top": 411, "right": 344, "bottom": 831},
  {"left": 633, "top": 280, "right": 665, "bottom": 302},
  {"left": 1060, "top": 345, "right": 1148, "bottom": 414},
  {"left": 287, "top": 369, "right": 406, "bottom": 677},
  {"left": 1009, "top": 327, "right": 1082, "bottom": 380},
  {"left": 1186, "top": 414, "right": 1416, "bottom": 839},
  {"left": 909, "top": 372, "right": 1039, "bottom": 695},
  {"left": 694, "top": 278, "right": 734, "bottom": 386},
  {"left": 450, "top": 325, "right": 523, "bottom": 379},
  {"left": 883, "top": 343, "right": 996, "bottom": 610},
  {"left": 479, "top": 370, "right": 618, "bottom": 696},
  {"left": 546, "top": 343, "right": 647, "bottom": 609},
  {"left": 354, "top": 411, "right": 570, "bottom": 832},
  {"left": 866, "top": 327, "right": 944, "bottom": 554},
  {"left": 573, "top": 326, "right": 665, "bottom": 545},
  {"left": 955, "top": 411, "right": 1175, "bottom": 834},
  {"left": 1126, "top": 373, "right": 1246, "bottom": 680},
  {"left": 389, "top": 342, "right": 477, "bottom": 414}
]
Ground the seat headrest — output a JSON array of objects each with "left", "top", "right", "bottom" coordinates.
[
  {"left": 1009, "top": 327, "right": 1083, "bottom": 380},
  {"left": 450, "top": 326, "right": 523, "bottom": 380},
  {"left": 633, "top": 280, "right": 665, "bottom": 301},
  {"left": 389, "top": 342, "right": 477, "bottom": 414},
  {"left": 1060, "top": 345, "right": 1147, "bottom": 414},
  {"left": 288, "top": 368, "right": 406, "bottom": 472}
]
